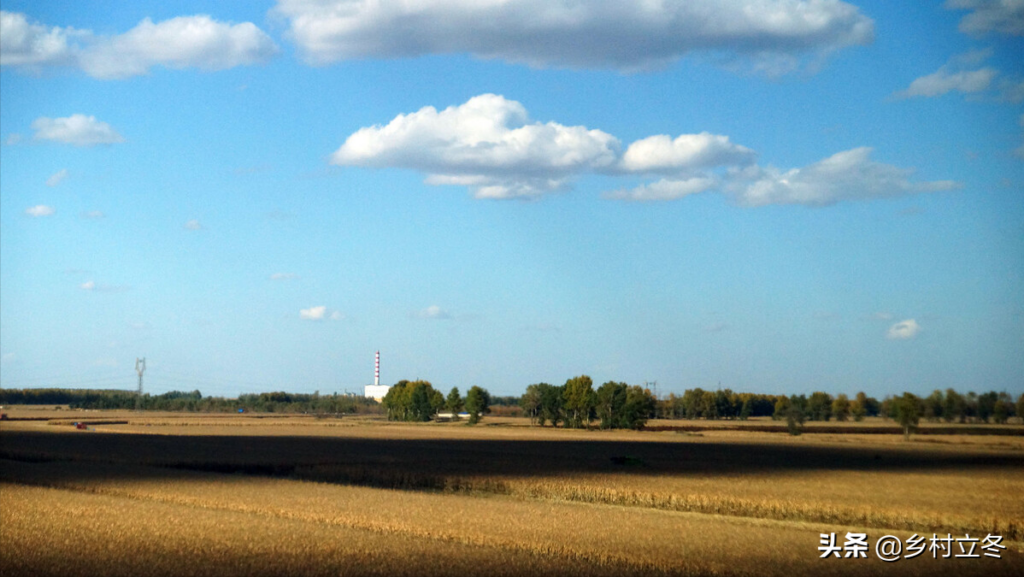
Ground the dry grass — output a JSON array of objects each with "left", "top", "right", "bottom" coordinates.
[
  {"left": 0, "top": 481, "right": 617, "bottom": 577},
  {"left": 4, "top": 460, "right": 1021, "bottom": 576},
  {"left": 2, "top": 412, "right": 1023, "bottom": 576}
]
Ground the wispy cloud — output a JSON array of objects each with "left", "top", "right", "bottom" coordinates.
[
  {"left": 81, "top": 210, "right": 105, "bottom": 219},
  {"left": 79, "top": 280, "right": 129, "bottom": 292},
  {"left": 945, "top": 0, "right": 1024, "bottom": 37},
  {"left": 724, "top": 148, "right": 959, "bottom": 207},
  {"left": 32, "top": 114, "right": 124, "bottom": 146},
  {"left": 183, "top": 219, "right": 202, "bottom": 230},
  {"left": 414, "top": 305, "right": 452, "bottom": 320},
  {"left": 45, "top": 168, "right": 68, "bottom": 186},
  {"left": 25, "top": 205, "right": 55, "bottom": 217},
  {"left": 300, "top": 306, "right": 344, "bottom": 321},
  {"left": 886, "top": 319, "right": 921, "bottom": 339},
  {"left": 300, "top": 306, "right": 326, "bottom": 320}
]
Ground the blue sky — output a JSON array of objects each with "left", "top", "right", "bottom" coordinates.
[{"left": 1, "top": 1, "right": 1021, "bottom": 398}]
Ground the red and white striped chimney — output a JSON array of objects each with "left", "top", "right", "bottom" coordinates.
[{"left": 374, "top": 350, "right": 380, "bottom": 386}]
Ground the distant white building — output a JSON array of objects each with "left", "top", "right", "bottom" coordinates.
[{"left": 364, "top": 384, "right": 391, "bottom": 402}]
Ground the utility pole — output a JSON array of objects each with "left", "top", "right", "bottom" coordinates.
[{"left": 135, "top": 357, "right": 146, "bottom": 411}]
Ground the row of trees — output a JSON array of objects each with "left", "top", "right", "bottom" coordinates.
[
  {"left": 0, "top": 388, "right": 381, "bottom": 414},
  {"left": 520, "top": 376, "right": 657, "bottom": 430},
  {"left": 654, "top": 388, "right": 1023, "bottom": 426},
  {"left": 381, "top": 380, "right": 492, "bottom": 424},
  {"left": 4, "top": 386, "right": 1021, "bottom": 431}
]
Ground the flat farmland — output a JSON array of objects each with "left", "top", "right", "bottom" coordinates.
[{"left": 2, "top": 413, "right": 1022, "bottom": 576}]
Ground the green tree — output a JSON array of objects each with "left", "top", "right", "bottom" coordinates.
[
  {"left": 464, "top": 386, "right": 490, "bottom": 425},
  {"left": 923, "top": 390, "right": 944, "bottom": 422},
  {"left": 739, "top": 397, "right": 753, "bottom": 421},
  {"left": 851, "top": 392, "right": 867, "bottom": 422},
  {"left": 896, "top": 392, "right": 921, "bottom": 440},
  {"left": 538, "top": 383, "right": 564, "bottom": 427},
  {"left": 832, "top": 394, "right": 851, "bottom": 422},
  {"left": 520, "top": 384, "right": 543, "bottom": 424},
  {"left": 621, "top": 386, "right": 657, "bottom": 430},
  {"left": 943, "top": 389, "right": 965, "bottom": 423},
  {"left": 714, "top": 389, "right": 733, "bottom": 419},
  {"left": 595, "top": 381, "right": 627, "bottom": 429},
  {"left": 786, "top": 405, "right": 805, "bottom": 436},
  {"left": 772, "top": 397, "right": 790, "bottom": 421},
  {"left": 409, "top": 381, "right": 436, "bottom": 421},
  {"left": 562, "top": 375, "right": 595, "bottom": 429},
  {"left": 682, "top": 388, "right": 704, "bottom": 419},
  {"left": 699, "top": 391, "right": 718, "bottom": 420},
  {"left": 445, "top": 387, "right": 463, "bottom": 416},
  {"left": 992, "top": 399, "right": 1010, "bottom": 425},
  {"left": 807, "top": 391, "right": 833, "bottom": 421},
  {"left": 1018, "top": 394, "right": 1024, "bottom": 425},
  {"left": 976, "top": 392, "right": 998, "bottom": 423}
]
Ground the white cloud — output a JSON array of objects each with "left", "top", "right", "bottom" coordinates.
[
  {"left": 79, "top": 280, "right": 129, "bottom": 293},
  {"left": 894, "top": 50, "right": 1001, "bottom": 99},
  {"left": 897, "top": 67, "right": 997, "bottom": 98},
  {"left": 415, "top": 305, "right": 451, "bottom": 320},
  {"left": 1, "top": 11, "right": 277, "bottom": 79},
  {"left": 45, "top": 168, "right": 68, "bottom": 186},
  {"left": 274, "top": 0, "right": 873, "bottom": 73},
  {"left": 1000, "top": 79, "right": 1024, "bottom": 103},
  {"left": 299, "top": 306, "right": 343, "bottom": 321},
  {"left": 619, "top": 133, "right": 755, "bottom": 173},
  {"left": 79, "top": 15, "right": 278, "bottom": 79},
  {"left": 605, "top": 177, "right": 716, "bottom": 202},
  {"left": 0, "top": 11, "right": 79, "bottom": 67},
  {"left": 270, "top": 272, "right": 298, "bottom": 280},
  {"left": 25, "top": 205, "right": 55, "bottom": 217},
  {"left": 896, "top": 49, "right": 1024, "bottom": 102},
  {"left": 870, "top": 312, "right": 894, "bottom": 321},
  {"left": 946, "top": 0, "right": 1024, "bottom": 36},
  {"left": 82, "top": 210, "right": 105, "bottom": 219},
  {"left": 32, "top": 114, "right": 124, "bottom": 146},
  {"left": 183, "top": 219, "right": 202, "bottom": 230},
  {"left": 725, "top": 147, "right": 960, "bottom": 207},
  {"left": 887, "top": 319, "right": 921, "bottom": 339},
  {"left": 332, "top": 94, "right": 619, "bottom": 199},
  {"left": 300, "top": 305, "right": 327, "bottom": 320},
  {"left": 5, "top": 133, "right": 23, "bottom": 145}
]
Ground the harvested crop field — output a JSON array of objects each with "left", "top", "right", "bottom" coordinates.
[{"left": 2, "top": 414, "right": 1022, "bottom": 576}]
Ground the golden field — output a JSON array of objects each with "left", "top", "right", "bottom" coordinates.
[{"left": 2, "top": 411, "right": 1022, "bottom": 576}]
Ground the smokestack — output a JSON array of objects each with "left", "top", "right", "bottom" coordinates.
[{"left": 375, "top": 350, "right": 380, "bottom": 386}]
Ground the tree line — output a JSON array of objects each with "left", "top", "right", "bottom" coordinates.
[
  {"left": 3, "top": 385, "right": 1020, "bottom": 432},
  {"left": 381, "top": 380, "right": 492, "bottom": 424},
  {"left": 0, "top": 388, "right": 380, "bottom": 415},
  {"left": 519, "top": 376, "right": 658, "bottom": 430}
]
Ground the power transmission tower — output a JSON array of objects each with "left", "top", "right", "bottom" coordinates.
[
  {"left": 645, "top": 380, "right": 659, "bottom": 418},
  {"left": 135, "top": 357, "right": 146, "bottom": 411}
]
